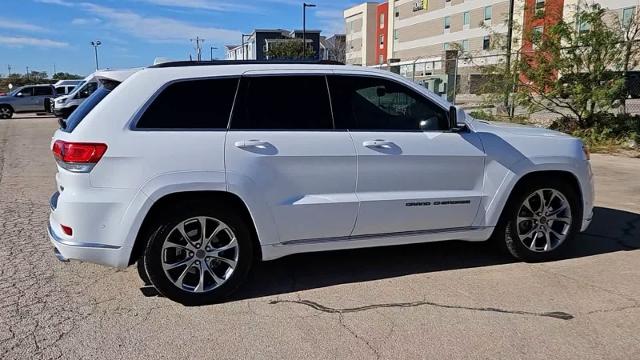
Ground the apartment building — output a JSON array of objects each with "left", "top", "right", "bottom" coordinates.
[{"left": 344, "top": 2, "right": 378, "bottom": 65}]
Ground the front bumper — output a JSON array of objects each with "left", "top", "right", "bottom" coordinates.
[{"left": 53, "top": 106, "right": 74, "bottom": 119}]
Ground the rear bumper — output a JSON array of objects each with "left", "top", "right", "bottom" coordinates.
[{"left": 48, "top": 217, "right": 128, "bottom": 267}]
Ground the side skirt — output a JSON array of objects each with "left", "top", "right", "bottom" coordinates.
[{"left": 261, "top": 226, "right": 494, "bottom": 261}]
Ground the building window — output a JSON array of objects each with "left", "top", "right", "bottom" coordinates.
[
  {"left": 395, "top": 11, "right": 399, "bottom": 18},
  {"left": 623, "top": 7, "right": 636, "bottom": 27},
  {"left": 462, "top": 39, "right": 469, "bottom": 51},
  {"left": 444, "top": 16, "right": 451, "bottom": 30},
  {"left": 484, "top": 6, "right": 492, "bottom": 21},
  {"left": 394, "top": 29, "right": 399, "bottom": 40},
  {"left": 379, "top": 55, "right": 384, "bottom": 64},
  {"left": 483, "top": 35, "right": 491, "bottom": 50},
  {"left": 532, "top": 26, "right": 543, "bottom": 49},
  {"left": 379, "top": 34, "right": 384, "bottom": 46},
  {"left": 463, "top": 12, "right": 470, "bottom": 26},
  {"left": 443, "top": 43, "right": 449, "bottom": 50},
  {"left": 535, "top": 0, "right": 545, "bottom": 11},
  {"left": 380, "top": 13, "right": 385, "bottom": 28}
]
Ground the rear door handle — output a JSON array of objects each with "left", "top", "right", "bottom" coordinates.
[
  {"left": 234, "top": 139, "right": 269, "bottom": 148},
  {"left": 363, "top": 140, "right": 394, "bottom": 148}
]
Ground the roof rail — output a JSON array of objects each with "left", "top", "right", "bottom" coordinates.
[{"left": 149, "top": 59, "right": 345, "bottom": 68}]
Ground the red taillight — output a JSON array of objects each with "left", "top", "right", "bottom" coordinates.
[
  {"left": 61, "top": 224, "right": 73, "bottom": 236},
  {"left": 52, "top": 140, "right": 107, "bottom": 172},
  {"left": 53, "top": 140, "right": 107, "bottom": 163}
]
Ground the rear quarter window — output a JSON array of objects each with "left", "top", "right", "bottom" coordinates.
[{"left": 135, "top": 77, "right": 239, "bottom": 130}]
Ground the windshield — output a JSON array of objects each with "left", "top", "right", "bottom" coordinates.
[
  {"left": 62, "top": 86, "right": 110, "bottom": 133},
  {"left": 66, "top": 81, "right": 88, "bottom": 97}
]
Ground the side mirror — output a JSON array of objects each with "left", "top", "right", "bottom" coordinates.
[{"left": 448, "top": 105, "right": 467, "bottom": 130}]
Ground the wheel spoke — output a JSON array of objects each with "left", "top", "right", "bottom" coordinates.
[
  {"left": 549, "top": 216, "right": 571, "bottom": 224},
  {"left": 536, "top": 190, "right": 546, "bottom": 212},
  {"left": 175, "top": 260, "right": 195, "bottom": 288},
  {"left": 544, "top": 230, "right": 552, "bottom": 251},
  {"left": 162, "top": 256, "right": 193, "bottom": 271},
  {"left": 517, "top": 216, "right": 536, "bottom": 225},
  {"left": 194, "top": 262, "right": 206, "bottom": 293},
  {"left": 519, "top": 227, "right": 537, "bottom": 241},
  {"left": 209, "top": 255, "right": 237, "bottom": 269},
  {"left": 548, "top": 203, "right": 568, "bottom": 217},
  {"left": 529, "top": 232, "right": 540, "bottom": 250}
]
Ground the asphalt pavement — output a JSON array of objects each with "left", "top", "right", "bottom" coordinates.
[{"left": 1, "top": 114, "right": 639, "bottom": 359}]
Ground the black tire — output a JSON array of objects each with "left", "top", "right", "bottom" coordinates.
[
  {"left": 494, "top": 177, "right": 581, "bottom": 262},
  {"left": 142, "top": 201, "right": 254, "bottom": 305},
  {"left": 0, "top": 105, "right": 13, "bottom": 119}
]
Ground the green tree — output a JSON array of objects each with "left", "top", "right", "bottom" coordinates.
[
  {"left": 52, "top": 72, "right": 84, "bottom": 80},
  {"left": 265, "top": 39, "right": 316, "bottom": 60},
  {"left": 517, "top": 4, "right": 625, "bottom": 128}
]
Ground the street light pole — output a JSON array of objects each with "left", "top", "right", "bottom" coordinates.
[
  {"left": 210, "top": 46, "right": 218, "bottom": 60},
  {"left": 303, "top": 3, "right": 316, "bottom": 59},
  {"left": 91, "top": 40, "right": 102, "bottom": 70}
]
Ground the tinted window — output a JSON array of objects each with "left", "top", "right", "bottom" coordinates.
[
  {"left": 78, "top": 82, "right": 98, "bottom": 99},
  {"left": 136, "top": 78, "right": 238, "bottom": 129},
  {"left": 231, "top": 75, "right": 333, "bottom": 130},
  {"left": 328, "top": 75, "right": 448, "bottom": 131},
  {"left": 55, "top": 86, "right": 66, "bottom": 95},
  {"left": 18, "top": 87, "right": 33, "bottom": 96},
  {"left": 63, "top": 86, "right": 111, "bottom": 133},
  {"left": 34, "top": 86, "right": 53, "bottom": 96}
]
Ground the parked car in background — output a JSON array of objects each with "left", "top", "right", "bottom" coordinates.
[
  {"left": 0, "top": 84, "right": 56, "bottom": 118},
  {"left": 52, "top": 69, "right": 140, "bottom": 119},
  {"left": 48, "top": 61, "right": 594, "bottom": 305}
]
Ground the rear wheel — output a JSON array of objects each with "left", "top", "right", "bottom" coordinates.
[
  {"left": 142, "top": 202, "right": 253, "bottom": 305},
  {"left": 497, "top": 179, "right": 580, "bottom": 262},
  {"left": 0, "top": 105, "right": 13, "bottom": 119}
]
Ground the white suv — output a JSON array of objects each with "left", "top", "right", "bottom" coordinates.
[{"left": 48, "top": 61, "right": 594, "bottom": 304}]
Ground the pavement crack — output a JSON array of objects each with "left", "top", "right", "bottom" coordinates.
[
  {"left": 338, "top": 314, "right": 381, "bottom": 359},
  {"left": 269, "top": 299, "right": 574, "bottom": 320}
]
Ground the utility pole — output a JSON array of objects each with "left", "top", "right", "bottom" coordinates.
[
  {"left": 504, "top": 0, "right": 515, "bottom": 110},
  {"left": 7, "top": 64, "right": 11, "bottom": 75},
  {"left": 210, "top": 46, "right": 218, "bottom": 61},
  {"left": 190, "top": 36, "right": 205, "bottom": 61},
  {"left": 26, "top": 66, "right": 29, "bottom": 80},
  {"left": 91, "top": 40, "right": 102, "bottom": 70},
  {"left": 303, "top": 3, "right": 316, "bottom": 59},
  {"left": 53, "top": 63, "right": 56, "bottom": 76}
]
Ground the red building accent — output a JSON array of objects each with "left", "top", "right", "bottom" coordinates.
[
  {"left": 522, "top": 0, "right": 564, "bottom": 52},
  {"left": 376, "top": 2, "right": 388, "bottom": 65}
]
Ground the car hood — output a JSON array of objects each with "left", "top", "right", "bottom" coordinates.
[
  {"left": 0, "top": 95, "right": 14, "bottom": 102},
  {"left": 468, "top": 118, "right": 570, "bottom": 138}
]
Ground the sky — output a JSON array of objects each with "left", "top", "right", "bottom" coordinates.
[{"left": 0, "top": 0, "right": 355, "bottom": 77}]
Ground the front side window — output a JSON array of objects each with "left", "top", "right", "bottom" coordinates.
[
  {"left": 136, "top": 78, "right": 239, "bottom": 129},
  {"left": 78, "top": 82, "right": 98, "bottom": 99},
  {"left": 18, "top": 87, "right": 33, "bottom": 97},
  {"left": 231, "top": 75, "right": 333, "bottom": 130},
  {"left": 328, "top": 75, "right": 448, "bottom": 131}
]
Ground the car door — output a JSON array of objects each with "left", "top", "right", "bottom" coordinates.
[
  {"left": 225, "top": 72, "right": 358, "bottom": 244},
  {"left": 34, "top": 86, "right": 54, "bottom": 111},
  {"left": 15, "top": 87, "right": 36, "bottom": 111},
  {"left": 328, "top": 73, "right": 486, "bottom": 236}
]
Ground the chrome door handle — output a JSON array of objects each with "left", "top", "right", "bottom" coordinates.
[
  {"left": 234, "top": 139, "right": 269, "bottom": 148},
  {"left": 363, "top": 140, "right": 393, "bottom": 148}
]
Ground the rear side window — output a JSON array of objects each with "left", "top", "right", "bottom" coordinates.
[
  {"left": 136, "top": 78, "right": 239, "bottom": 129},
  {"left": 230, "top": 75, "right": 333, "bottom": 130},
  {"left": 34, "top": 86, "right": 53, "bottom": 96}
]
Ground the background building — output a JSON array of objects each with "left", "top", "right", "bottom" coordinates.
[
  {"left": 344, "top": 2, "right": 379, "bottom": 65},
  {"left": 224, "top": 29, "right": 322, "bottom": 61}
]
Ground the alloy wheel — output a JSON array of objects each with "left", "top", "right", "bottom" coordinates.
[
  {"left": 161, "top": 216, "right": 239, "bottom": 293},
  {"left": 515, "top": 189, "right": 572, "bottom": 252}
]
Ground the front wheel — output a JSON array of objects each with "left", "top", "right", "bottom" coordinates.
[
  {"left": 142, "top": 202, "right": 254, "bottom": 305},
  {"left": 498, "top": 180, "right": 580, "bottom": 262}
]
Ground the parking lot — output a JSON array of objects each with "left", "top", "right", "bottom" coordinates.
[{"left": 0, "top": 114, "right": 639, "bottom": 359}]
